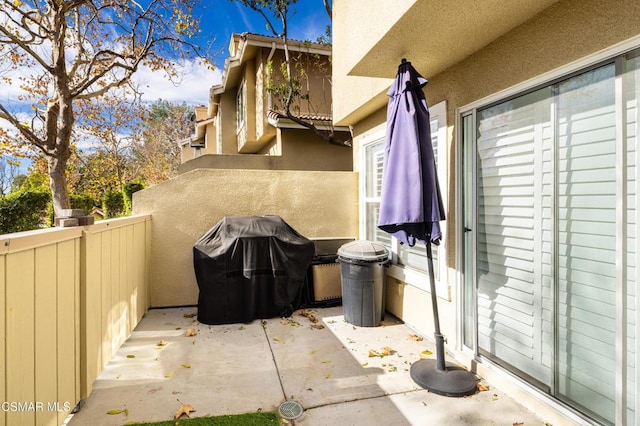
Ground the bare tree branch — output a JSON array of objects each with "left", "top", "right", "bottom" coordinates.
[
  {"left": 0, "top": 104, "right": 48, "bottom": 154},
  {"left": 322, "top": 0, "right": 331, "bottom": 20}
]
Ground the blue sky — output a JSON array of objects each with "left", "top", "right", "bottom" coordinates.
[
  {"left": 138, "top": 0, "right": 332, "bottom": 106},
  {"left": 201, "top": 0, "right": 331, "bottom": 53}
]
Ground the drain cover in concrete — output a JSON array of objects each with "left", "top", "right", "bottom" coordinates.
[{"left": 278, "top": 400, "right": 304, "bottom": 419}]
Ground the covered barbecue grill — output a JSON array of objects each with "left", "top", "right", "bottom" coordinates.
[{"left": 193, "top": 215, "right": 314, "bottom": 325}]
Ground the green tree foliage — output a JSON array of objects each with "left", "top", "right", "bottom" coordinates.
[
  {"left": 103, "top": 191, "right": 125, "bottom": 219},
  {"left": 122, "top": 182, "right": 145, "bottom": 215},
  {"left": 12, "top": 172, "right": 49, "bottom": 193},
  {"left": 0, "top": 191, "right": 50, "bottom": 234}
]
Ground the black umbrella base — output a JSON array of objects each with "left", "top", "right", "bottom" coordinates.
[{"left": 410, "top": 359, "right": 477, "bottom": 397}]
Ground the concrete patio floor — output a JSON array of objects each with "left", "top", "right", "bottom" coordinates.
[{"left": 67, "top": 306, "right": 552, "bottom": 425}]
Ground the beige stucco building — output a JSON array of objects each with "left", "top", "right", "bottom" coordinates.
[
  {"left": 333, "top": 0, "right": 640, "bottom": 424},
  {"left": 179, "top": 33, "right": 352, "bottom": 172}
]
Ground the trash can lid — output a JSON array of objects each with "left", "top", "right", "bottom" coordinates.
[{"left": 338, "top": 240, "right": 389, "bottom": 262}]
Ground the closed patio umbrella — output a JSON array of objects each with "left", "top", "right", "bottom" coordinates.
[{"left": 378, "top": 59, "right": 476, "bottom": 397}]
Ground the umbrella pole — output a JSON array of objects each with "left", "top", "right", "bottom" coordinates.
[
  {"left": 425, "top": 242, "right": 446, "bottom": 371},
  {"left": 408, "top": 240, "right": 477, "bottom": 397}
]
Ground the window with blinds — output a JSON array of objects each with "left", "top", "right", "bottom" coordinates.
[
  {"left": 476, "top": 86, "right": 554, "bottom": 388},
  {"left": 466, "top": 54, "right": 640, "bottom": 425},
  {"left": 364, "top": 140, "right": 392, "bottom": 248}
]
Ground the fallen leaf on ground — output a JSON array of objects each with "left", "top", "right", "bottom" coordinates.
[
  {"left": 126, "top": 354, "right": 135, "bottom": 359},
  {"left": 513, "top": 423, "right": 523, "bottom": 426},
  {"left": 183, "top": 313, "right": 196, "bottom": 318},
  {"left": 181, "top": 364, "right": 191, "bottom": 368},
  {"left": 185, "top": 328, "right": 197, "bottom": 337},
  {"left": 107, "top": 408, "right": 128, "bottom": 416},
  {"left": 361, "top": 362, "right": 368, "bottom": 367},
  {"left": 477, "top": 383, "right": 490, "bottom": 392},
  {"left": 273, "top": 337, "right": 283, "bottom": 342},
  {"left": 174, "top": 402, "right": 196, "bottom": 419},
  {"left": 165, "top": 373, "right": 174, "bottom": 378},
  {"left": 408, "top": 334, "right": 424, "bottom": 341},
  {"left": 369, "top": 346, "right": 395, "bottom": 357},
  {"left": 116, "top": 374, "right": 121, "bottom": 379},
  {"left": 283, "top": 318, "right": 301, "bottom": 327},
  {"left": 419, "top": 350, "right": 433, "bottom": 359},
  {"left": 311, "top": 324, "right": 325, "bottom": 330},
  {"left": 157, "top": 340, "right": 168, "bottom": 346},
  {"left": 300, "top": 309, "right": 319, "bottom": 323}
]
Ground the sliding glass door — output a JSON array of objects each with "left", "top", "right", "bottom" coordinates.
[{"left": 462, "top": 51, "right": 640, "bottom": 425}]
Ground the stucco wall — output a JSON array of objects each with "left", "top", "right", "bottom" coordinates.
[
  {"left": 344, "top": 0, "right": 640, "bottom": 344},
  {"left": 178, "top": 129, "right": 353, "bottom": 174},
  {"left": 332, "top": 0, "right": 413, "bottom": 125},
  {"left": 132, "top": 169, "right": 358, "bottom": 307},
  {"left": 219, "top": 91, "right": 237, "bottom": 154}
]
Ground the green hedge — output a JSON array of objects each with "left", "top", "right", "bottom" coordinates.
[
  {"left": 0, "top": 191, "right": 51, "bottom": 234},
  {"left": 122, "top": 182, "right": 145, "bottom": 215},
  {"left": 103, "top": 190, "right": 124, "bottom": 219},
  {"left": 71, "top": 193, "right": 96, "bottom": 215}
]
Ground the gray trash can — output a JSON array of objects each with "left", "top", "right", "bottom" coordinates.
[{"left": 338, "top": 240, "right": 389, "bottom": 327}]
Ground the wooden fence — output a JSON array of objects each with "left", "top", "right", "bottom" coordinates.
[{"left": 0, "top": 215, "right": 150, "bottom": 426}]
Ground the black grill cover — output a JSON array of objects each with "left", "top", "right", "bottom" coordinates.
[{"left": 193, "top": 215, "right": 314, "bottom": 325}]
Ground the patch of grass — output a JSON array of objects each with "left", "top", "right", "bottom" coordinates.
[{"left": 131, "top": 412, "right": 279, "bottom": 425}]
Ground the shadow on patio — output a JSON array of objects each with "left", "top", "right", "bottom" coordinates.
[{"left": 67, "top": 306, "right": 546, "bottom": 425}]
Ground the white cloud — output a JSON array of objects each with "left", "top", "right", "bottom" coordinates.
[{"left": 132, "top": 59, "right": 222, "bottom": 106}]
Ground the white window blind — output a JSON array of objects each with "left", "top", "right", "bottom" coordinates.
[
  {"left": 364, "top": 139, "right": 392, "bottom": 248},
  {"left": 555, "top": 65, "right": 617, "bottom": 420},
  {"left": 476, "top": 87, "right": 554, "bottom": 387},
  {"left": 470, "top": 60, "right": 639, "bottom": 424}
]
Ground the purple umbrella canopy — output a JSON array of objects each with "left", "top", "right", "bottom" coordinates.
[
  {"left": 377, "top": 60, "right": 445, "bottom": 247},
  {"left": 377, "top": 60, "right": 476, "bottom": 396}
]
